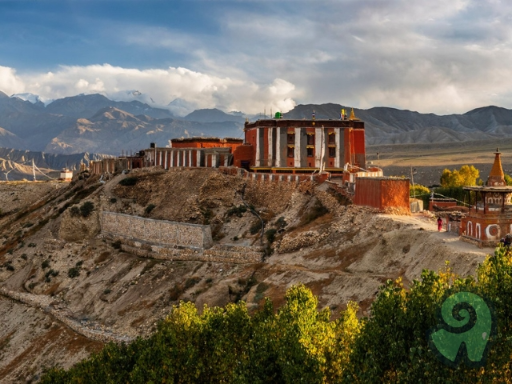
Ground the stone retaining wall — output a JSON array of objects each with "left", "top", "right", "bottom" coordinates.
[
  {"left": 108, "top": 236, "right": 263, "bottom": 264},
  {"left": 101, "top": 211, "right": 213, "bottom": 249}
]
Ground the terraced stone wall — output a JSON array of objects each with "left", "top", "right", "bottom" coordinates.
[{"left": 101, "top": 211, "right": 213, "bottom": 249}]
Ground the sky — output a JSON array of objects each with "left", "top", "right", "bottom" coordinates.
[{"left": 0, "top": 0, "right": 512, "bottom": 115}]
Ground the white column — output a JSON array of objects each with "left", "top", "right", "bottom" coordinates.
[
  {"left": 189, "top": 150, "right": 192, "bottom": 167},
  {"left": 170, "top": 150, "right": 175, "bottom": 167},
  {"left": 164, "top": 151, "right": 168, "bottom": 169},
  {"left": 212, "top": 153, "right": 217, "bottom": 168},
  {"left": 255, "top": 128, "right": 261, "bottom": 167},
  {"left": 315, "top": 127, "right": 322, "bottom": 168},
  {"left": 197, "top": 150, "right": 202, "bottom": 167},
  {"left": 335, "top": 129, "right": 341, "bottom": 168},
  {"left": 182, "top": 150, "right": 186, "bottom": 167},
  {"left": 294, "top": 127, "right": 301, "bottom": 167},
  {"left": 268, "top": 128, "right": 273, "bottom": 167}
]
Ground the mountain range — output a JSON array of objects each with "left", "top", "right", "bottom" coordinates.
[
  {"left": 283, "top": 103, "right": 512, "bottom": 145},
  {"left": 0, "top": 91, "right": 244, "bottom": 155},
  {"left": 1, "top": 91, "right": 512, "bottom": 158}
]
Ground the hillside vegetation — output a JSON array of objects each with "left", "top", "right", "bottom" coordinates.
[
  {"left": 42, "top": 247, "right": 512, "bottom": 383},
  {"left": 0, "top": 168, "right": 491, "bottom": 382}
]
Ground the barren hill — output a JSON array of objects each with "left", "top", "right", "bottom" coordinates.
[
  {"left": 0, "top": 168, "right": 492, "bottom": 382},
  {"left": 284, "top": 103, "right": 512, "bottom": 145}
]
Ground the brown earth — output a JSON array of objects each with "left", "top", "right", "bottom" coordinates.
[{"left": 0, "top": 163, "right": 496, "bottom": 382}]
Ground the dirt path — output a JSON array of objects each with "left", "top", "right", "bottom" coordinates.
[
  {"left": 382, "top": 212, "right": 495, "bottom": 258},
  {"left": 0, "top": 288, "right": 133, "bottom": 344}
]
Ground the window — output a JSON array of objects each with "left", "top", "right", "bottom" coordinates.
[
  {"left": 307, "top": 148, "right": 314, "bottom": 157},
  {"left": 287, "top": 134, "right": 295, "bottom": 144},
  {"left": 307, "top": 134, "right": 315, "bottom": 145},
  {"left": 329, "top": 147, "right": 336, "bottom": 157},
  {"left": 328, "top": 133, "right": 336, "bottom": 144},
  {"left": 287, "top": 147, "right": 294, "bottom": 158}
]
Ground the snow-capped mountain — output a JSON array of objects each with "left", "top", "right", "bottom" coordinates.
[
  {"left": 10, "top": 93, "right": 49, "bottom": 106},
  {"left": 106, "top": 90, "right": 157, "bottom": 106},
  {"left": 167, "top": 98, "right": 199, "bottom": 117}
]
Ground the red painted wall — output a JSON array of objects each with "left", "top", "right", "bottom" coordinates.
[
  {"left": 233, "top": 144, "right": 255, "bottom": 168},
  {"left": 263, "top": 128, "right": 269, "bottom": 166},
  {"left": 344, "top": 128, "right": 353, "bottom": 165},
  {"left": 245, "top": 129, "right": 257, "bottom": 165},
  {"left": 354, "top": 178, "right": 410, "bottom": 211}
]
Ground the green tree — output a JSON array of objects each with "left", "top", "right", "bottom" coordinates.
[
  {"left": 43, "top": 249, "right": 512, "bottom": 383},
  {"left": 410, "top": 184, "right": 430, "bottom": 196},
  {"left": 440, "top": 165, "right": 480, "bottom": 187}
]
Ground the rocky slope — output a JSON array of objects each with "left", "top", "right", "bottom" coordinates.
[{"left": 0, "top": 168, "right": 492, "bottom": 382}]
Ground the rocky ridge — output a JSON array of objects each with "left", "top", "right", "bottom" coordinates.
[{"left": 0, "top": 168, "right": 492, "bottom": 382}]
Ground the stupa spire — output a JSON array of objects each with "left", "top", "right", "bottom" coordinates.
[{"left": 487, "top": 148, "right": 506, "bottom": 186}]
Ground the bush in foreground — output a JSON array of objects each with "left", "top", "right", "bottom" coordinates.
[{"left": 41, "top": 246, "right": 512, "bottom": 383}]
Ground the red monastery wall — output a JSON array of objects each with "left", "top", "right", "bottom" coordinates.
[{"left": 354, "top": 177, "right": 410, "bottom": 211}]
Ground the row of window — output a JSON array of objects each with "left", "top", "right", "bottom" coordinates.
[
  {"left": 287, "top": 147, "right": 337, "bottom": 158},
  {"left": 287, "top": 134, "right": 336, "bottom": 145}
]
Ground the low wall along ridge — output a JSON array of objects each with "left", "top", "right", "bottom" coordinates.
[
  {"left": 101, "top": 211, "right": 213, "bottom": 249},
  {"left": 101, "top": 211, "right": 263, "bottom": 263}
]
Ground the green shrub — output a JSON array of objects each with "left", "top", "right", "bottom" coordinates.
[
  {"left": 28, "top": 243, "right": 36, "bottom": 248},
  {"left": 250, "top": 220, "right": 262, "bottom": 235},
  {"left": 145, "top": 204, "right": 156, "bottom": 215},
  {"left": 80, "top": 201, "right": 94, "bottom": 218},
  {"left": 42, "top": 259, "right": 50, "bottom": 269},
  {"left": 112, "top": 240, "right": 122, "bottom": 250},
  {"left": 119, "top": 177, "right": 139, "bottom": 186},
  {"left": 276, "top": 216, "right": 287, "bottom": 228},
  {"left": 21, "top": 253, "right": 27, "bottom": 260},
  {"left": 227, "top": 205, "right": 247, "bottom": 217},
  {"left": 185, "top": 277, "right": 201, "bottom": 289},
  {"left": 110, "top": 197, "right": 117, "bottom": 204},
  {"left": 68, "top": 267, "right": 80, "bottom": 278},
  {"left": 200, "top": 208, "right": 214, "bottom": 225},
  {"left": 265, "top": 229, "right": 277, "bottom": 243}
]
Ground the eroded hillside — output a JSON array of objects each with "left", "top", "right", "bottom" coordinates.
[{"left": 0, "top": 169, "right": 492, "bottom": 382}]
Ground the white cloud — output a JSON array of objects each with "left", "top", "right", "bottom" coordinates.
[
  {"left": 1, "top": 64, "right": 299, "bottom": 114},
  {"left": 4, "top": 0, "right": 512, "bottom": 115},
  {"left": 0, "top": 66, "right": 25, "bottom": 95}
]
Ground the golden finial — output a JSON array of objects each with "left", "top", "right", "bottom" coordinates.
[{"left": 349, "top": 108, "right": 356, "bottom": 120}]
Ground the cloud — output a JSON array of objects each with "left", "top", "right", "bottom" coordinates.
[
  {"left": 0, "top": 66, "right": 24, "bottom": 95},
  {"left": 0, "top": 64, "right": 299, "bottom": 114},
  {"left": 3, "top": 0, "right": 512, "bottom": 115}
]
